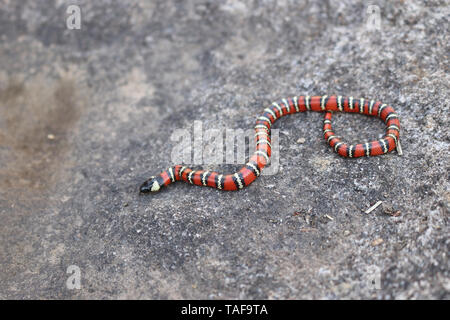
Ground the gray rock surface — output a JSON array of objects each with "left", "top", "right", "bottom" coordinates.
[{"left": 0, "top": 0, "right": 448, "bottom": 299}]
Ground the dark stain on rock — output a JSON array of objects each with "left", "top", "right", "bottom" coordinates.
[{"left": 0, "top": 77, "right": 85, "bottom": 196}]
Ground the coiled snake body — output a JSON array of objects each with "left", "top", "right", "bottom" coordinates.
[{"left": 140, "top": 95, "right": 401, "bottom": 193}]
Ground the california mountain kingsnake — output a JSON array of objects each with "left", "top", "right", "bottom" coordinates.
[{"left": 140, "top": 95, "right": 401, "bottom": 193}]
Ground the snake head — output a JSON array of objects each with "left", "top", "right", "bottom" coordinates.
[{"left": 139, "top": 176, "right": 161, "bottom": 193}]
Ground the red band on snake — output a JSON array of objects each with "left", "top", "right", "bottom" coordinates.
[{"left": 140, "top": 95, "right": 401, "bottom": 193}]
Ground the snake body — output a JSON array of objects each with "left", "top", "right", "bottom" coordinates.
[{"left": 140, "top": 95, "right": 401, "bottom": 193}]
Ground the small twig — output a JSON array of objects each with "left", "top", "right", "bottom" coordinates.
[
  {"left": 396, "top": 140, "right": 403, "bottom": 156},
  {"left": 365, "top": 200, "right": 383, "bottom": 214}
]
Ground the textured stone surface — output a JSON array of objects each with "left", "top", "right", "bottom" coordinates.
[{"left": 0, "top": 0, "right": 448, "bottom": 299}]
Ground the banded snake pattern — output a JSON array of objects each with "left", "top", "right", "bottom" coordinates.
[{"left": 140, "top": 95, "right": 401, "bottom": 193}]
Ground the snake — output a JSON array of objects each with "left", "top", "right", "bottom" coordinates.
[{"left": 140, "top": 95, "right": 401, "bottom": 193}]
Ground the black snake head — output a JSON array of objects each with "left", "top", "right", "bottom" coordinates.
[{"left": 139, "top": 176, "right": 161, "bottom": 193}]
